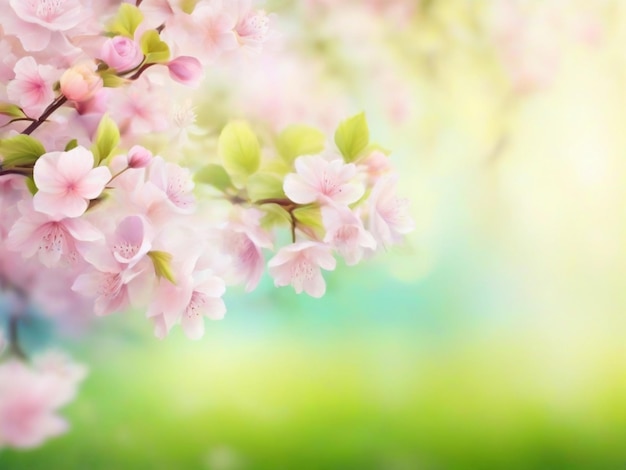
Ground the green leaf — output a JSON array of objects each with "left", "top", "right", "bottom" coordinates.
[
  {"left": 276, "top": 124, "right": 325, "bottom": 163},
  {"left": 334, "top": 112, "right": 370, "bottom": 163},
  {"left": 148, "top": 251, "right": 176, "bottom": 284},
  {"left": 247, "top": 173, "right": 285, "bottom": 202},
  {"left": 99, "top": 69, "right": 130, "bottom": 87},
  {"left": 0, "top": 135, "right": 46, "bottom": 168},
  {"left": 25, "top": 177, "right": 38, "bottom": 195},
  {"left": 261, "top": 203, "right": 291, "bottom": 228},
  {"left": 140, "top": 30, "right": 170, "bottom": 64},
  {"left": 194, "top": 164, "right": 233, "bottom": 192},
  {"left": 64, "top": 139, "right": 78, "bottom": 152},
  {"left": 92, "top": 115, "right": 120, "bottom": 164},
  {"left": 107, "top": 3, "right": 144, "bottom": 38},
  {"left": 180, "top": 0, "right": 198, "bottom": 14},
  {"left": 293, "top": 205, "right": 324, "bottom": 231},
  {"left": 0, "top": 103, "right": 26, "bottom": 119},
  {"left": 219, "top": 121, "right": 261, "bottom": 177}
]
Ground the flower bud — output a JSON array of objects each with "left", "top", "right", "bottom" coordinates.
[
  {"left": 166, "top": 56, "right": 203, "bottom": 87},
  {"left": 98, "top": 36, "right": 144, "bottom": 72},
  {"left": 127, "top": 145, "right": 152, "bottom": 169},
  {"left": 60, "top": 63, "right": 103, "bottom": 103}
]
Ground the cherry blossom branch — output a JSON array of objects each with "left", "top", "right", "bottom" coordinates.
[
  {"left": 255, "top": 198, "right": 299, "bottom": 242},
  {"left": 0, "top": 277, "right": 28, "bottom": 360},
  {"left": 22, "top": 95, "right": 67, "bottom": 136},
  {"left": 8, "top": 314, "right": 27, "bottom": 360},
  {"left": 0, "top": 167, "right": 33, "bottom": 177},
  {"left": 128, "top": 63, "right": 156, "bottom": 81}
]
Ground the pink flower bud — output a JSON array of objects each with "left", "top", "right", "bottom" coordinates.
[
  {"left": 60, "top": 63, "right": 103, "bottom": 103},
  {"left": 166, "top": 56, "right": 203, "bottom": 87},
  {"left": 98, "top": 36, "right": 144, "bottom": 72},
  {"left": 127, "top": 145, "right": 152, "bottom": 169}
]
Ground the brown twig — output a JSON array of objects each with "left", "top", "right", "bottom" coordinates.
[{"left": 22, "top": 95, "right": 67, "bottom": 135}]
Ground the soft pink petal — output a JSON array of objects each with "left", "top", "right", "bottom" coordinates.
[{"left": 75, "top": 166, "right": 111, "bottom": 199}]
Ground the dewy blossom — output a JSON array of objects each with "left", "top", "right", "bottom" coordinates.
[
  {"left": 283, "top": 155, "right": 364, "bottom": 206},
  {"left": 268, "top": 241, "right": 336, "bottom": 298},
  {"left": 0, "top": 354, "right": 86, "bottom": 450},
  {"left": 6, "top": 57, "right": 60, "bottom": 118},
  {"left": 33, "top": 146, "right": 112, "bottom": 219}
]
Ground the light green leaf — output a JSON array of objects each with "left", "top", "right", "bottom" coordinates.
[
  {"left": 261, "top": 203, "right": 291, "bottom": 228},
  {"left": 0, "top": 103, "right": 26, "bottom": 119},
  {"left": 194, "top": 164, "right": 233, "bottom": 192},
  {"left": 25, "top": 177, "right": 38, "bottom": 195},
  {"left": 219, "top": 121, "right": 261, "bottom": 177},
  {"left": 293, "top": 205, "right": 324, "bottom": 231},
  {"left": 0, "top": 135, "right": 46, "bottom": 168},
  {"left": 92, "top": 115, "right": 120, "bottom": 164},
  {"left": 247, "top": 173, "right": 285, "bottom": 202},
  {"left": 148, "top": 251, "right": 176, "bottom": 284},
  {"left": 100, "top": 69, "right": 130, "bottom": 87},
  {"left": 334, "top": 112, "right": 370, "bottom": 163},
  {"left": 64, "top": 139, "right": 78, "bottom": 152},
  {"left": 180, "top": 0, "right": 198, "bottom": 14},
  {"left": 140, "top": 30, "right": 170, "bottom": 64},
  {"left": 276, "top": 124, "right": 325, "bottom": 163},
  {"left": 107, "top": 4, "right": 144, "bottom": 38}
]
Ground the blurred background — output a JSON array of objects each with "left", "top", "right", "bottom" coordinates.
[{"left": 3, "top": 0, "right": 626, "bottom": 468}]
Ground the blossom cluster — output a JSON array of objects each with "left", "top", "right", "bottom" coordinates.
[{"left": 0, "top": 0, "right": 412, "bottom": 450}]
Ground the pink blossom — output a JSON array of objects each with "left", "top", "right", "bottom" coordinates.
[
  {"left": 9, "top": 0, "right": 84, "bottom": 31},
  {"left": 367, "top": 175, "right": 414, "bottom": 247},
  {"left": 98, "top": 36, "right": 143, "bottom": 72},
  {"left": 147, "top": 156, "right": 196, "bottom": 213},
  {"left": 0, "top": 355, "right": 85, "bottom": 449},
  {"left": 223, "top": 208, "right": 273, "bottom": 292},
  {"left": 268, "top": 241, "right": 336, "bottom": 297},
  {"left": 60, "top": 63, "right": 103, "bottom": 103},
  {"left": 113, "top": 80, "right": 170, "bottom": 136},
  {"left": 167, "top": 56, "right": 203, "bottom": 87},
  {"left": 284, "top": 155, "right": 364, "bottom": 206},
  {"left": 6, "top": 57, "right": 59, "bottom": 118},
  {"left": 33, "top": 146, "right": 111, "bottom": 219},
  {"left": 322, "top": 205, "right": 376, "bottom": 265},
  {"left": 191, "top": 2, "right": 239, "bottom": 62},
  {"left": 7, "top": 201, "right": 102, "bottom": 267},
  {"left": 82, "top": 215, "right": 153, "bottom": 273},
  {"left": 181, "top": 271, "right": 226, "bottom": 340},
  {"left": 72, "top": 264, "right": 149, "bottom": 316},
  {"left": 127, "top": 145, "right": 153, "bottom": 169},
  {"left": 359, "top": 149, "right": 391, "bottom": 184},
  {"left": 148, "top": 269, "right": 226, "bottom": 340},
  {"left": 4, "top": 0, "right": 86, "bottom": 51},
  {"left": 235, "top": 9, "right": 271, "bottom": 53}
]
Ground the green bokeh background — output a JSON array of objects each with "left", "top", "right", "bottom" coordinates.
[{"left": 4, "top": 1, "right": 626, "bottom": 468}]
